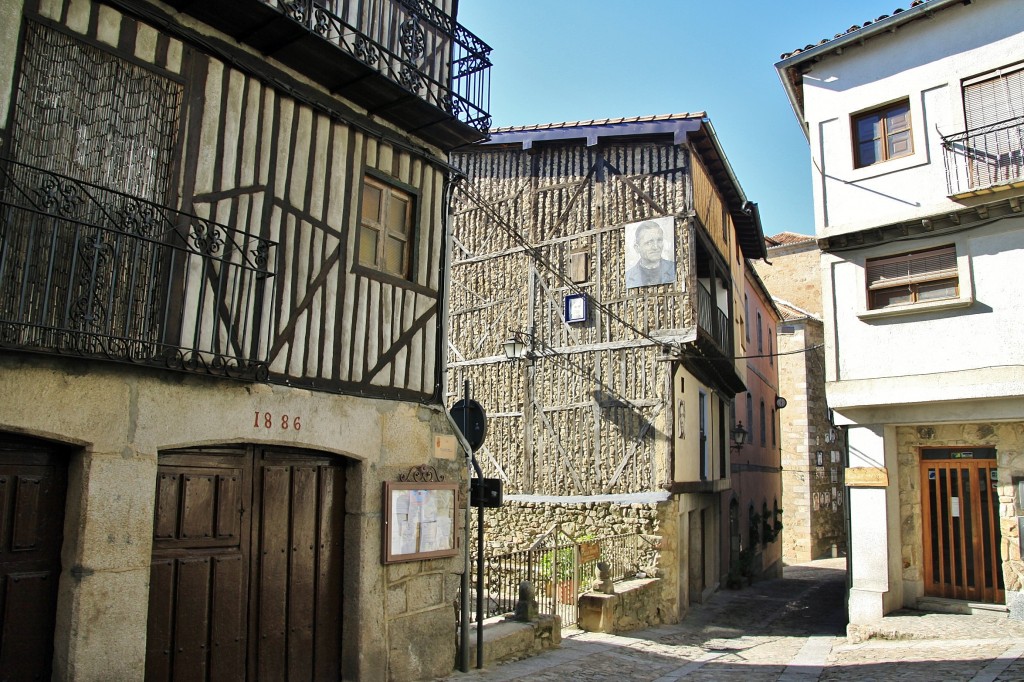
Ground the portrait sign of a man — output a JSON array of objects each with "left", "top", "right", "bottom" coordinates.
[{"left": 624, "top": 217, "right": 676, "bottom": 289}]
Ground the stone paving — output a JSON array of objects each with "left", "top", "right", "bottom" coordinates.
[{"left": 440, "top": 558, "right": 1024, "bottom": 681}]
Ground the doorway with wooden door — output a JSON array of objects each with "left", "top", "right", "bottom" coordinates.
[
  {"left": 146, "top": 446, "right": 347, "bottom": 682},
  {"left": 921, "top": 447, "right": 1003, "bottom": 603},
  {"left": 0, "top": 434, "right": 70, "bottom": 681}
]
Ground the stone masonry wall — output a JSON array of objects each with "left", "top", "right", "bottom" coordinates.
[
  {"left": 756, "top": 243, "right": 823, "bottom": 316},
  {"left": 896, "top": 422, "right": 1024, "bottom": 610},
  {"left": 471, "top": 500, "right": 679, "bottom": 623},
  {"left": 777, "top": 320, "right": 846, "bottom": 563}
]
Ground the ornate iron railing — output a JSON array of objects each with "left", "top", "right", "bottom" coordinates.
[
  {"left": 942, "top": 116, "right": 1024, "bottom": 195},
  {"left": 276, "top": 0, "right": 491, "bottom": 133},
  {"left": 0, "top": 158, "right": 277, "bottom": 380}
]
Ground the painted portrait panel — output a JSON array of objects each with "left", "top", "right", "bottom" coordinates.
[{"left": 624, "top": 216, "right": 677, "bottom": 289}]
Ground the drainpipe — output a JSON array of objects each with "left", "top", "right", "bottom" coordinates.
[{"left": 437, "top": 170, "right": 478, "bottom": 672}]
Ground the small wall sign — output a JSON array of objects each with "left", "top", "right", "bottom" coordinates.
[
  {"left": 564, "top": 293, "right": 588, "bottom": 324},
  {"left": 845, "top": 467, "right": 889, "bottom": 488}
]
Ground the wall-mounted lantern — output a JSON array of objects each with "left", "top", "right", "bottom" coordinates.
[
  {"left": 730, "top": 421, "right": 748, "bottom": 450},
  {"left": 502, "top": 330, "right": 536, "bottom": 361}
]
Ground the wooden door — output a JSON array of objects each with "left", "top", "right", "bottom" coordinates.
[
  {"left": 921, "top": 448, "right": 1003, "bottom": 603},
  {"left": 0, "top": 435, "right": 69, "bottom": 682},
  {"left": 147, "top": 447, "right": 346, "bottom": 681}
]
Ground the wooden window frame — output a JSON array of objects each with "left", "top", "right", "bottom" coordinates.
[
  {"left": 852, "top": 99, "right": 914, "bottom": 168},
  {"left": 865, "top": 245, "right": 959, "bottom": 310},
  {"left": 358, "top": 172, "right": 417, "bottom": 280}
]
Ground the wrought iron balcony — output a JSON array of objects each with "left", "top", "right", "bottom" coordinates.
[
  {"left": 152, "top": 0, "right": 492, "bottom": 150},
  {"left": 942, "top": 116, "right": 1024, "bottom": 198},
  {"left": 0, "top": 159, "right": 277, "bottom": 380}
]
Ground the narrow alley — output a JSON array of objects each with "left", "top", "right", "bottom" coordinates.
[{"left": 444, "top": 559, "right": 1024, "bottom": 681}]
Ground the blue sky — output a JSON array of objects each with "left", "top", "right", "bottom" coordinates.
[{"left": 457, "top": 1, "right": 913, "bottom": 236}]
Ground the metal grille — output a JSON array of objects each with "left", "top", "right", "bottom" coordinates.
[
  {"left": 0, "top": 158, "right": 277, "bottom": 380},
  {"left": 11, "top": 22, "right": 183, "bottom": 203},
  {"left": 3, "top": 22, "right": 186, "bottom": 358},
  {"left": 466, "top": 529, "right": 660, "bottom": 629}
]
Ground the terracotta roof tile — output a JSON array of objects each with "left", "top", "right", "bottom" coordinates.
[
  {"left": 779, "top": 0, "right": 930, "bottom": 60},
  {"left": 773, "top": 298, "right": 822, "bottom": 322},
  {"left": 491, "top": 112, "right": 706, "bottom": 134},
  {"left": 766, "top": 231, "right": 816, "bottom": 247}
]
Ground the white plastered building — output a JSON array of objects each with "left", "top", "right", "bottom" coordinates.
[{"left": 776, "top": 0, "right": 1024, "bottom": 624}]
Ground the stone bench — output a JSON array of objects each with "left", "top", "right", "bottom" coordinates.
[{"left": 578, "top": 577, "right": 664, "bottom": 633}]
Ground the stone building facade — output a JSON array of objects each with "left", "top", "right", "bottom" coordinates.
[
  {"left": 447, "top": 115, "right": 767, "bottom": 623},
  {"left": 755, "top": 233, "right": 847, "bottom": 563},
  {"left": 0, "top": 0, "right": 492, "bottom": 678}
]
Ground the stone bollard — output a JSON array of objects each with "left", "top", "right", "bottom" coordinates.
[
  {"left": 592, "top": 561, "right": 615, "bottom": 595},
  {"left": 512, "top": 580, "right": 539, "bottom": 622}
]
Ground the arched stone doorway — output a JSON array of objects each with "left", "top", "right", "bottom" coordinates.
[{"left": 146, "top": 445, "right": 348, "bottom": 681}]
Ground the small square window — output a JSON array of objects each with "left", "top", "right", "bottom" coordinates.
[
  {"left": 853, "top": 100, "right": 913, "bottom": 168},
  {"left": 359, "top": 175, "right": 414, "bottom": 278},
  {"left": 866, "top": 245, "right": 958, "bottom": 310}
]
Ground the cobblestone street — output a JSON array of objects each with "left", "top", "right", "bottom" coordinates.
[{"left": 443, "top": 559, "right": 1024, "bottom": 681}]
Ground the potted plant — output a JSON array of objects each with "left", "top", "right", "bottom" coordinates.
[{"left": 539, "top": 546, "right": 576, "bottom": 602}]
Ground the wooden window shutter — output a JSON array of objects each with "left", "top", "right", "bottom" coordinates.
[{"left": 866, "top": 245, "right": 957, "bottom": 290}]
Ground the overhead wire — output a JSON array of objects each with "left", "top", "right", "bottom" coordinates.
[
  {"left": 452, "top": 181, "right": 826, "bottom": 364},
  {"left": 453, "top": 180, "right": 678, "bottom": 352}
]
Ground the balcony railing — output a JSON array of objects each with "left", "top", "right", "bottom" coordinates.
[
  {"left": 0, "top": 159, "right": 277, "bottom": 380},
  {"left": 942, "top": 116, "right": 1024, "bottom": 197},
  {"left": 696, "top": 281, "right": 730, "bottom": 352},
  {"left": 274, "top": 0, "right": 491, "bottom": 134}
]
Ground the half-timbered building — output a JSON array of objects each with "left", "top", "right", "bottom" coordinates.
[
  {"left": 448, "top": 115, "right": 767, "bottom": 619},
  {"left": 0, "top": 0, "right": 490, "bottom": 679}
]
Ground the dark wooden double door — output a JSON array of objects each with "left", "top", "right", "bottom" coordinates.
[{"left": 147, "top": 447, "right": 346, "bottom": 681}]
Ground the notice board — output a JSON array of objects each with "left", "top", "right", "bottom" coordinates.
[{"left": 383, "top": 481, "right": 458, "bottom": 563}]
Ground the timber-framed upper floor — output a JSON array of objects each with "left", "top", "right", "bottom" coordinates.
[{"left": 0, "top": 0, "right": 468, "bottom": 403}]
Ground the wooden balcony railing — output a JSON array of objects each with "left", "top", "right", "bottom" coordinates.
[
  {"left": 0, "top": 159, "right": 277, "bottom": 380},
  {"left": 942, "top": 116, "right": 1024, "bottom": 197},
  {"left": 696, "top": 281, "right": 730, "bottom": 353}
]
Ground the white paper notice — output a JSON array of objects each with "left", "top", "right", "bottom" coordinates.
[
  {"left": 391, "top": 491, "right": 419, "bottom": 555},
  {"left": 951, "top": 497, "right": 960, "bottom": 518},
  {"left": 390, "top": 487, "right": 455, "bottom": 556}
]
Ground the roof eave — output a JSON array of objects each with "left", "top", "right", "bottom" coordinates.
[{"left": 773, "top": 0, "right": 966, "bottom": 125}]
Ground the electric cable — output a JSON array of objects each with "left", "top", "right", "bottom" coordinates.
[{"left": 453, "top": 180, "right": 826, "bottom": 364}]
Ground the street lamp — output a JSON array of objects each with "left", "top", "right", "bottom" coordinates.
[
  {"left": 730, "top": 421, "right": 747, "bottom": 450},
  {"left": 503, "top": 330, "right": 536, "bottom": 361},
  {"left": 503, "top": 336, "right": 527, "bottom": 361}
]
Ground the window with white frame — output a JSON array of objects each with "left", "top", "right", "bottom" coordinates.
[
  {"left": 746, "top": 393, "right": 754, "bottom": 445},
  {"left": 756, "top": 311, "right": 763, "bottom": 353},
  {"left": 759, "top": 399, "right": 766, "bottom": 446},
  {"left": 699, "top": 391, "right": 708, "bottom": 480},
  {"left": 865, "top": 245, "right": 958, "bottom": 310}
]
